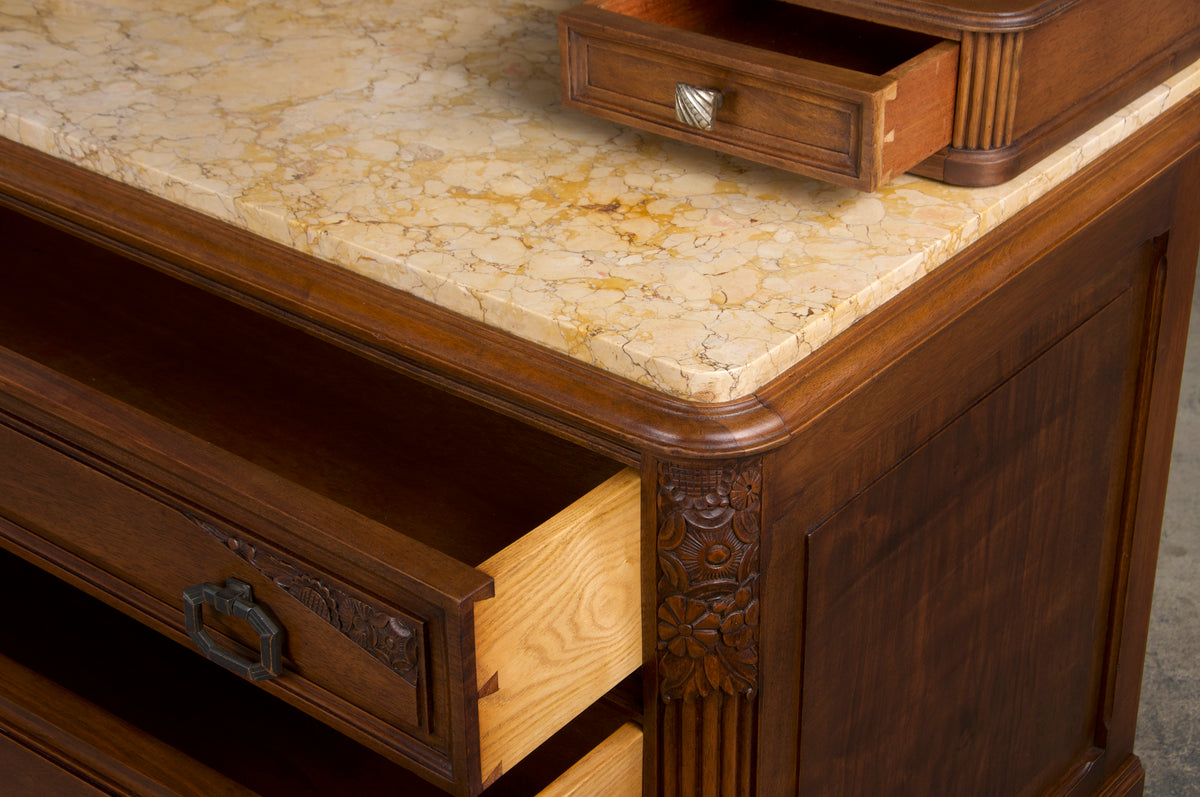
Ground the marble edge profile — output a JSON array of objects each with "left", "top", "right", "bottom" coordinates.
[{"left": 3, "top": 58, "right": 1200, "bottom": 403}]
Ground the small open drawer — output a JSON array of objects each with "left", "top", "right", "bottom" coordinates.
[
  {"left": 0, "top": 206, "right": 642, "bottom": 796},
  {"left": 560, "top": 0, "right": 959, "bottom": 190}
]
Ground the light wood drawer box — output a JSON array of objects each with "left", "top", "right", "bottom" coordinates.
[
  {"left": 559, "top": 0, "right": 959, "bottom": 191},
  {"left": 0, "top": 209, "right": 643, "bottom": 796}
]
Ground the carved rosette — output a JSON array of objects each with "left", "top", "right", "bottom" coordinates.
[
  {"left": 191, "top": 518, "right": 422, "bottom": 688},
  {"left": 656, "top": 459, "right": 762, "bottom": 703}
]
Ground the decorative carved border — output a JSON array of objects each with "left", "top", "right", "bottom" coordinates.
[
  {"left": 191, "top": 517, "right": 422, "bottom": 688},
  {"left": 656, "top": 459, "right": 762, "bottom": 703}
]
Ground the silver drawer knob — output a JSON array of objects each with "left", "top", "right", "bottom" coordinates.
[{"left": 675, "top": 83, "right": 723, "bottom": 131}]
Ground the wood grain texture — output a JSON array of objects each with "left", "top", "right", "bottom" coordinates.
[
  {"left": 0, "top": 652, "right": 253, "bottom": 797},
  {"left": 659, "top": 693, "right": 756, "bottom": 796},
  {"left": 0, "top": 204, "right": 649, "bottom": 794},
  {"left": 1094, "top": 755, "right": 1146, "bottom": 797},
  {"left": 771, "top": 0, "right": 1076, "bottom": 36},
  {"left": 475, "top": 468, "right": 642, "bottom": 782},
  {"left": 0, "top": 548, "right": 640, "bottom": 797},
  {"left": 917, "top": 0, "right": 1200, "bottom": 185},
  {"left": 538, "top": 722, "right": 643, "bottom": 796},
  {"left": 654, "top": 459, "right": 762, "bottom": 796},
  {"left": 192, "top": 517, "right": 424, "bottom": 689},
  {"left": 952, "top": 31, "right": 1022, "bottom": 149},
  {"left": 0, "top": 48, "right": 1197, "bottom": 797},
  {"left": 797, "top": 286, "right": 1143, "bottom": 795},
  {"left": 560, "top": 0, "right": 954, "bottom": 190},
  {"left": 1099, "top": 131, "right": 1200, "bottom": 769},
  {"left": 749, "top": 96, "right": 1200, "bottom": 796},
  {"left": 879, "top": 39, "right": 958, "bottom": 183}
]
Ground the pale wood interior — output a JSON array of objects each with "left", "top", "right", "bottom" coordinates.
[
  {"left": 597, "top": 0, "right": 944, "bottom": 75},
  {"left": 475, "top": 468, "right": 643, "bottom": 780},
  {"left": 539, "top": 722, "right": 644, "bottom": 796}
]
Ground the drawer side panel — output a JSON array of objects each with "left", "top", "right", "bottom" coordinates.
[{"left": 474, "top": 468, "right": 642, "bottom": 784}]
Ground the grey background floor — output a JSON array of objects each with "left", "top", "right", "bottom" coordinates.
[{"left": 1136, "top": 264, "right": 1200, "bottom": 796}]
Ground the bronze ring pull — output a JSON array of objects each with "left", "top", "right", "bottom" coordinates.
[{"left": 183, "top": 578, "right": 283, "bottom": 682}]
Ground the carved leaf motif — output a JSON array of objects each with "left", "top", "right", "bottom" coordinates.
[
  {"left": 656, "top": 459, "right": 762, "bottom": 702},
  {"left": 190, "top": 517, "right": 421, "bottom": 688}
]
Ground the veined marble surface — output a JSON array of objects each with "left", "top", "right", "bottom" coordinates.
[{"left": 1, "top": 1, "right": 1198, "bottom": 402}]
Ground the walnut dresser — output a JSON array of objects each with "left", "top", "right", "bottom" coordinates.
[{"left": 0, "top": 2, "right": 1198, "bottom": 796}]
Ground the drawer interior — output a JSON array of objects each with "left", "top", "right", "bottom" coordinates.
[
  {"left": 0, "top": 205, "right": 623, "bottom": 567},
  {"left": 599, "top": 0, "right": 943, "bottom": 75},
  {"left": 0, "top": 547, "right": 637, "bottom": 796}
]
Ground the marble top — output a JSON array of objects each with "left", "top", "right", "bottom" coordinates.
[{"left": 2, "top": 1, "right": 1198, "bottom": 402}]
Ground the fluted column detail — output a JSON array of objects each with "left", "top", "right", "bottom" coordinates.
[
  {"left": 953, "top": 31, "right": 1025, "bottom": 150},
  {"left": 655, "top": 458, "right": 762, "bottom": 796}
]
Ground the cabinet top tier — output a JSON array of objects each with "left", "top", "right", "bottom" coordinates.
[
  {"left": 1, "top": 0, "right": 1197, "bottom": 402},
  {"left": 791, "top": 0, "right": 1078, "bottom": 33}
]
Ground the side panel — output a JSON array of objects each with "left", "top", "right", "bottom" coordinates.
[{"left": 755, "top": 120, "right": 1200, "bottom": 794}]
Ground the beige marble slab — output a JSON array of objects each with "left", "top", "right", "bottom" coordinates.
[{"left": 1, "top": 0, "right": 1198, "bottom": 402}]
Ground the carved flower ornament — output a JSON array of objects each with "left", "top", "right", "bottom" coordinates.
[
  {"left": 656, "top": 460, "right": 763, "bottom": 702},
  {"left": 728, "top": 469, "right": 761, "bottom": 511},
  {"left": 658, "top": 595, "right": 721, "bottom": 658},
  {"left": 713, "top": 582, "right": 759, "bottom": 652}
]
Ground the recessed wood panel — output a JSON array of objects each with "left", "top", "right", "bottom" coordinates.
[{"left": 797, "top": 273, "right": 1147, "bottom": 795}]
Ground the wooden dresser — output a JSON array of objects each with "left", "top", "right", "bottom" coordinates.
[{"left": 1, "top": 2, "right": 1198, "bottom": 795}]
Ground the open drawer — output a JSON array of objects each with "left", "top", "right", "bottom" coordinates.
[
  {"left": 559, "top": 0, "right": 959, "bottom": 190},
  {"left": 0, "top": 548, "right": 644, "bottom": 796},
  {"left": 0, "top": 206, "right": 642, "bottom": 796}
]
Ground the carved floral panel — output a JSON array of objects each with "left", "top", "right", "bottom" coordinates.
[
  {"left": 656, "top": 459, "right": 762, "bottom": 703},
  {"left": 191, "top": 516, "right": 423, "bottom": 689}
]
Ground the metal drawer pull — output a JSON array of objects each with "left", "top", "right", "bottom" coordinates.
[
  {"left": 675, "top": 83, "right": 723, "bottom": 131},
  {"left": 183, "top": 578, "right": 283, "bottom": 682}
]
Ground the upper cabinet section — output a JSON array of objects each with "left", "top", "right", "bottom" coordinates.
[
  {"left": 559, "top": 0, "right": 959, "bottom": 192},
  {"left": 789, "top": 0, "right": 1081, "bottom": 34},
  {"left": 560, "top": 0, "right": 1200, "bottom": 188}
]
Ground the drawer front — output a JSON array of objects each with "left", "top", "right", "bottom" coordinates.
[
  {"left": 560, "top": 1, "right": 958, "bottom": 190},
  {"left": 564, "top": 17, "right": 870, "bottom": 178},
  {"left": 0, "top": 403, "right": 641, "bottom": 796},
  {"left": 0, "top": 418, "right": 434, "bottom": 740}
]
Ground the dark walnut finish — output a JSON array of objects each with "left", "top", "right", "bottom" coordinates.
[
  {"left": 1, "top": 86, "right": 1198, "bottom": 797},
  {"left": 559, "top": 0, "right": 1200, "bottom": 188},
  {"left": 0, "top": 196, "right": 642, "bottom": 795},
  {"left": 0, "top": 548, "right": 634, "bottom": 797},
  {"left": 654, "top": 460, "right": 763, "bottom": 795},
  {"left": 560, "top": 0, "right": 958, "bottom": 191}
]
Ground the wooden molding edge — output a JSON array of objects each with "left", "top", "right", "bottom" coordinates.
[
  {"left": 780, "top": 0, "right": 1080, "bottom": 37},
  {"left": 0, "top": 138, "right": 787, "bottom": 463},
  {"left": 2, "top": 87, "right": 1196, "bottom": 463},
  {"left": 760, "top": 89, "right": 1200, "bottom": 435},
  {"left": 1093, "top": 755, "right": 1146, "bottom": 797},
  {"left": 918, "top": 35, "right": 1200, "bottom": 188}
]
